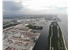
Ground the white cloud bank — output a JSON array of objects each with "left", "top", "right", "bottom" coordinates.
[
  {"left": 21, "top": 0, "right": 67, "bottom": 11},
  {"left": 3, "top": 0, "right": 67, "bottom": 14}
]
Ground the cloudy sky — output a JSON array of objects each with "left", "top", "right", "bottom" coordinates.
[{"left": 3, "top": 0, "right": 67, "bottom": 15}]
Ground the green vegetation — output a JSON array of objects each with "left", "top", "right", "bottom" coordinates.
[
  {"left": 59, "top": 27, "right": 66, "bottom": 50},
  {"left": 3, "top": 22, "right": 10, "bottom": 25},
  {"left": 3, "top": 22, "right": 19, "bottom": 29},
  {"left": 47, "top": 22, "right": 66, "bottom": 50},
  {"left": 52, "top": 25, "right": 58, "bottom": 50},
  {"left": 26, "top": 24, "right": 43, "bottom": 30}
]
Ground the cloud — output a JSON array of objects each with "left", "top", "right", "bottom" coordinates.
[
  {"left": 3, "top": 1, "right": 24, "bottom": 15},
  {"left": 21, "top": 0, "right": 67, "bottom": 11},
  {"left": 3, "top": 1, "right": 23, "bottom": 11},
  {"left": 3, "top": 0, "right": 67, "bottom": 15}
]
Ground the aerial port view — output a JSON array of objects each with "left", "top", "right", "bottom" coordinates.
[
  {"left": 3, "top": 16, "right": 68, "bottom": 50},
  {"left": 3, "top": 0, "right": 68, "bottom": 50},
  {"left": 3, "top": 18, "right": 44, "bottom": 50}
]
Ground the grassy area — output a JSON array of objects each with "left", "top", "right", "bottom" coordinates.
[
  {"left": 59, "top": 27, "right": 66, "bottom": 50},
  {"left": 26, "top": 24, "right": 43, "bottom": 30},
  {"left": 51, "top": 25, "right": 58, "bottom": 50}
]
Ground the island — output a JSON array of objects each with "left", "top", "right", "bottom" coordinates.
[{"left": 47, "top": 22, "right": 67, "bottom": 50}]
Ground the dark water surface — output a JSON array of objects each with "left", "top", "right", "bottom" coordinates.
[{"left": 33, "top": 22, "right": 51, "bottom": 50}]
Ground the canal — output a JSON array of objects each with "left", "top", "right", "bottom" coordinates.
[{"left": 33, "top": 21, "right": 51, "bottom": 50}]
